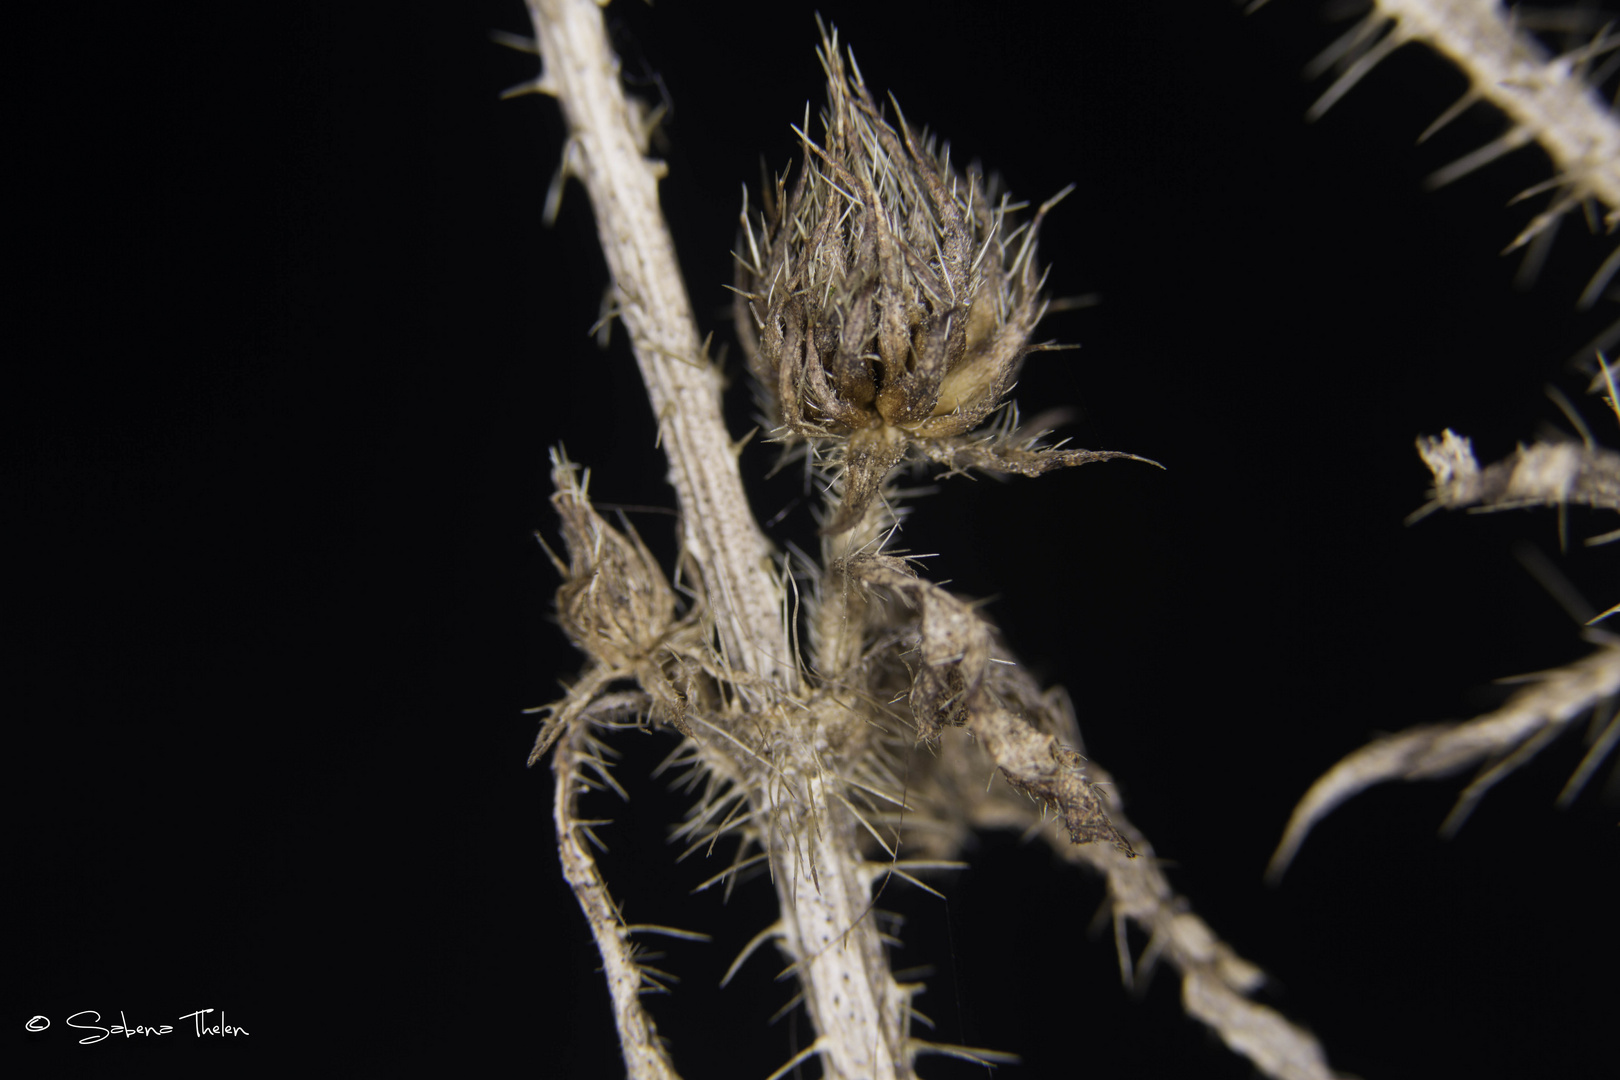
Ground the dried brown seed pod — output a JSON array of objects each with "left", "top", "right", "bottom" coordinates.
[{"left": 734, "top": 24, "right": 1156, "bottom": 533}]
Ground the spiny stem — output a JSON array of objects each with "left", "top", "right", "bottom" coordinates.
[
  {"left": 524, "top": 0, "right": 795, "bottom": 696},
  {"left": 1372, "top": 0, "right": 1620, "bottom": 220},
  {"left": 524, "top": 3, "right": 906, "bottom": 1075},
  {"left": 553, "top": 718, "right": 681, "bottom": 1080}
]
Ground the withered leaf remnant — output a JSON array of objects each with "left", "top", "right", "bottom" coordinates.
[{"left": 835, "top": 552, "right": 1134, "bottom": 855}]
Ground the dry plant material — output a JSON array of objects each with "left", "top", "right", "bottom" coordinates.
[
  {"left": 1268, "top": 424, "right": 1620, "bottom": 880},
  {"left": 1246, "top": 0, "right": 1620, "bottom": 886},
  {"left": 1287, "top": 0, "right": 1620, "bottom": 302},
  {"left": 552, "top": 709, "right": 684, "bottom": 1080},
  {"left": 1412, "top": 428, "right": 1620, "bottom": 519},
  {"left": 528, "top": 450, "right": 709, "bottom": 765},
  {"left": 1272, "top": 381, "right": 1620, "bottom": 879},
  {"left": 519, "top": 3, "right": 1345, "bottom": 1078},
  {"left": 1276, "top": 362, "right": 1620, "bottom": 880},
  {"left": 732, "top": 28, "right": 1157, "bottom": 533},
  {"left": 1269, "top": 634, "right": 1620, "bottom": 881}
]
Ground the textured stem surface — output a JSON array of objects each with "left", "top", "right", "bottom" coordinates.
[
  {"left": 935, "top": 728, "right": 1346, "bottom": 1080},
  {"left": 554, "top": 722, "right": 681, "bottom": 1080},
  {"left": 527, "top": 0, "right": 793, "bottom": 693},
  {"left": 761, "top": 764, "right": 913, "bottom": 1080},
  {"left": 526, "top": 3, "right": 903, "bottom": 1076},
  {"left": 1376, "top": 0, "right": 1620, "bottom": 217}
]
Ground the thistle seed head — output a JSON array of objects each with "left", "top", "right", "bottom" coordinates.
[{"left": 734, "top": 25, "right": 1062, "bottom": 533}]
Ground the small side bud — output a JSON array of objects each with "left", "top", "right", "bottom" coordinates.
[
  {"left": 528, "top": 449, "right": 707, "bottom": 766},
  {"left": 548, "top": 452, "right": 676, "bottom": 669}
]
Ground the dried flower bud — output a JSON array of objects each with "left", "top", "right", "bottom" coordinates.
[
  {"left": 546, "top": 451, "right": 675, "bottom": 671},
  {"left": 735, "top": 25, "right": 1155, "bottom": 533},
  {"left": 527, "top": 450, "right": 709, "bottom": 766}
]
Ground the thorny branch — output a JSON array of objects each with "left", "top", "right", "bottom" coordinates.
[
  {"left": 1306, "top": 0, "right": 1620, "bottom": 215},
  {"left": 1271, "top": 365, "right": 1620, "bottom": 878},
  {"left": 521, "top": 0, "right": 795, "bottom": 695},
  {"left": 1268, "top": 632, "right": 1620, "bottom": 881},
  {"left": 1297, "top": 0, "right": 1620, "bottom": 307},
  {"left": 522, "top": 3, "right": 908, "bottom": 1076},
  {"left": 1411, "top": 428, "right": 1620, "bottom": 521},
  {"left": 553, "top": 704, "right": 680, "bottom": 1080},
  {"left": 927, "top": 722, "right": 1343, "bottom": 1080},
  {"left": 1271, "top": 333, "right": 1620, "bottom": 873}
]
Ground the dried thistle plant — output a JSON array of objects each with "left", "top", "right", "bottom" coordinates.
[
  {"left": 514, "top": 2, "right": 1346, "bottom": 1077},
  {"left": 511, "top": 0, "right": 1616, "bottom": 1076}
]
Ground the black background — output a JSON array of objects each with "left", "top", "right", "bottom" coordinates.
[{"left": 16, "top": 1, "right": 1617, "bottom": 1076}]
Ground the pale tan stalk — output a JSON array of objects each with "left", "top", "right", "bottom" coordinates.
[
  {"left": 523, "top": 2, "right": 907, "bottom": 1075},
  {"left": 1295, "top": 0, "right": 1620, "bottom": 279},
  {"left": 1370, "top": 0, "right": 1620, "bottom": 224},
  {"left": 553, "top": 719, "right": 682, "bottom": 1080},
  {"left": 1269, "top": 634, "right": 1620, "bottom": 881},
  {"left": 524, "top": 0, "right": 793, "bottom": 694}
]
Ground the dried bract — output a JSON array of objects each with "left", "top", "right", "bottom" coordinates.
[{"left": 734, "top": 25, "right": 1155, "bottom": 533}]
